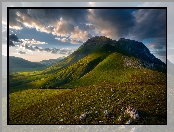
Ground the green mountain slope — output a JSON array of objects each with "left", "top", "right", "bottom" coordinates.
[
  {"left": 9, "top": 42, "right": 166, "bottom": 93},
  {"left": 9, "top": 36, "right": 166, "bottom": 124}
]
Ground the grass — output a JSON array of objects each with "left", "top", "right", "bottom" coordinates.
[
  {"left": 9, "top": 89, "right": 70, "bottom": 113},
  {"left": 9, "top": 82, "right": 166, "bottom": 124}
]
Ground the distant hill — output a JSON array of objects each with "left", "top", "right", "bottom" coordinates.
[
  {"left": 39, "top": 57, "right": 65, "bottom": 66},
  {"left": 9, "top": 56, "right": 46, "bottom": 73}
]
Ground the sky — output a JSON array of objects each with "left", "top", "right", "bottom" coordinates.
[
  {"left": 2, "top": 2, "right": 174, "bottom": 132},
  {"left": 2, "top": 3, "right": 167, "bottom": 63}
]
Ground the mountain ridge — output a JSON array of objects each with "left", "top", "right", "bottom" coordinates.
[
  {"left": 9, "top": 36, "right": 166, "bottom": 92},
  {"left": 48, "top": 36, "right": 166, "bottom": 74},
  {"left": 9, "top": 56, "right": 46, "bottom": 73}
]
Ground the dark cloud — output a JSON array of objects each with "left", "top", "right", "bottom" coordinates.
[
  {"left": 9, "top": 9, "right": 21, "bottom": 27},
  {"left": 131, "top": 9, "right": 166, "bottom": 41},
  {"left": 154, "top": 51, "right": 167, "bottom": 56},
  {"left": 9, "top": 9, "right": 28, "bottom": 29},
  {"left": 18, "top": 51, "right": 26, "bottom": 54},
  {"left": 34, "top": 46, "right": 40, "bottom": 49},
  {"left": 59, "top": 9, "right": 89, "bottom": 24},
  {"left": 78, "top": 23, "right": 95, "bottom": 32},
  {"left": 9, "top": 40, "right": 15, "bottom": 47},
  {"left": 9, "top": 34, "right": 20, "bottom": 42},
  {"left": 39, "top": 49, "right": 44, "bottom": 52},
  {"left": 24, "top": 45, "right": 35, "bottom": 51},
  {"left": 9, "top": 9, "right": 91, "bottom": 44},
  {"left": 9, "top": 8, "right": 166, "bottom": 47},
  {"left": 44, "top": 48, "right": 51, "bottom": 52},
  {"left": 9, "top": 9, "right": 88, "bottom": 30},
  {"left": 154, "top": 50, "right": 166, "bottom": 56},
  {"left": 88, "top": 9, "right": 136, "bottom": 39},
  {"left": 36, "top": 46, "right": 73, "bottom": 55},
  {"left": 9, "top": 34, "right": 22, "bottom": 47},
  {"left": 145, "top": 38, "right": 166, "bottom": 50},
  {"left": 51, "top": 48, "right": 60, "bottom": 54},
  {"left": 150, "top": 49, "right": 166, "bottom": 63}
]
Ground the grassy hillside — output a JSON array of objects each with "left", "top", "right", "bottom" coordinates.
[
  {"left": 9, "top": 82, "right": 166, "bottom": 124},
  {"left": 9, "top": 44, "right": 166, "bottom": 93},
  {"left": 9, "top": 89, "right": 70, "bottom": 113},
  {"left": 9, "top": 36, "right": 166, "bottom": 124}
]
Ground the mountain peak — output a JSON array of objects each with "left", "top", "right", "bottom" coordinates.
[
  {"left": 78, "top": 36, "right": 166, "bottom": 70},
  {"left": 83, "top": 36, "right": 112, "bottom": 46}
]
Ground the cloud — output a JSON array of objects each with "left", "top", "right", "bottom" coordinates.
[
  {"left": 70, "top": 38, "right": 83, "bottom": 44},
  {"left": 8, "top": 34, "right": 20, "bottom": 47},
  {"left": 9, "top": 34, "right": 20, "bottom": 42},
  {"left": 8, "top": 8, "right": 166, "bottom": 46},
  {"left": 50, "top": 48, "right": 60, "bottom": 54},
  {"left": 9, "top": 41, "right": 15, "bottom": 47},
  {"left": 53, "top": 19, "right": 93, "bottom": 44},
  {"left": 20, "top": 38, "right": 48, "bottom": 45},
  {"left": 9, "top": 9, "right": 24, "bottom": 30},
  {"left": 151, "top": 50, "right": 166, "bottom": 56},
  {"left": 52, "top": 18, "right": 75, "bottom": 37},
  {"left": 59, "top": 48, "right": 74, "bottom": 55},
  {"left": 130, "top": 9, "right": 166, "bottom": 41},
  {"left": 43, "top": 48, "right": 51, "bottom": 52},
  {"left": 145, "top": 38, "right": 166, "bottom": 50},
  {"left": 18, "top": 51, "right": 26, "bottom": 54},
  {"left": 20, "top": 44, "right": 35, "bottom": 51},
  {"left": 26, "top": 45, "right": 35, "bottom": 51},
  {"left": 88, "top": 9, "right": 136, "bottom": 39},
  {"left": 37, "top": 47, "right": 74, "bottom": 55},
  {"left": 70, "top": 26, "right": 92, "bottom": 42},
  {"left": 33, "top": 46, "right": 40, "bottom": 49},
  {"left": 9, "top": 9, "right": 91, "bottom": 44},
  {"left": 61, "top": 38, "right": 69, "bottom": 42}
]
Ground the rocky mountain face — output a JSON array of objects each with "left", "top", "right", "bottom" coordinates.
[{"left": 63, "top": 36, "right": 166, "bottom": 73}]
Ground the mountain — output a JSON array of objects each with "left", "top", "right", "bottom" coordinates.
[
  {"left": 39, "top": 57, "right": 65, "bottom": 66},
  {"left": 9, "top": 56, "right": 46, "bottom": 73},
  {"left": 9, "top": 36, "right": 166, "bottom": 125},
  {"left": 9, "top": 36, "right": 166, "bottom": 92},
  {"left": 46, "top": 36, "right": 165, "bottom": 73}
]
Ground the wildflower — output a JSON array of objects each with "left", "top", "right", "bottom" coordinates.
[
  {"left": 121, "top": 107, "right": 125, "bottom": 111},
  {"left": 86, "top": 110, "right": 92, "bottom": 114},
  {"left": 80, "top": 114, "right": 86, "bottom": 120},
  {"left": 104, "top": 110, "right": 110, "bottom": 116},
  {"left": 111, "top": 88, "right": 115, "bottom": 92}
]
